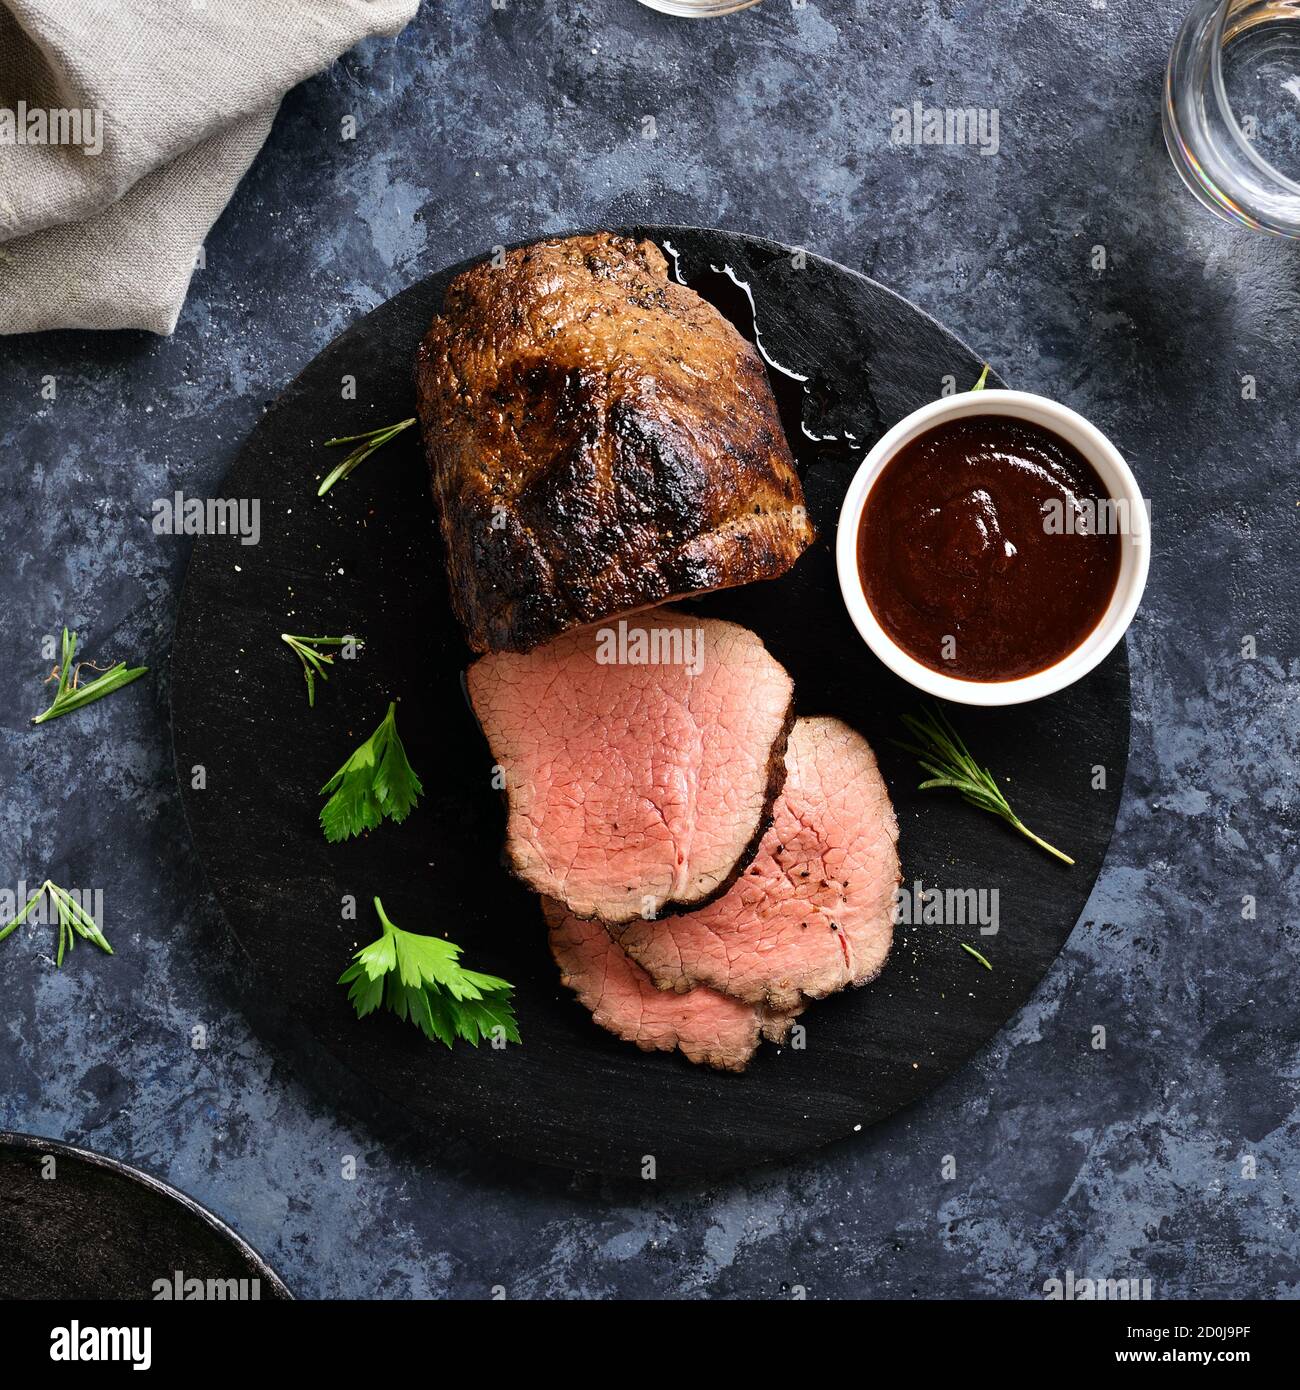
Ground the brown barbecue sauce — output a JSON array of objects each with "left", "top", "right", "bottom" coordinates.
[{"left": 857, "top": 415, "right": 1122, "bottom": 681}]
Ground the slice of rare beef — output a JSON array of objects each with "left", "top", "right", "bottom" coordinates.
[
  {"left": 467, "top": 610, "right": 795, "bottom": 924},
  {"left": 546, "top": 902, "right": 797, "bottom": 1072},
  {"left": 614, "top": 716, "right": 900, "bottom": 1012}
]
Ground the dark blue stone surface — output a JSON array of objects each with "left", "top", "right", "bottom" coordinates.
[{"left": 1, "top": 0, "right": 1297, "bottom": 1299}]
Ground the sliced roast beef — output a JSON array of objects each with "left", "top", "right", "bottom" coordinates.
[
  {"left": 415, "top": 232, "right": 815, "bottom": 654},
  {"left": 614, "top": 716, "right": 900, "bottom": 1012},
  {"left": 467, "top": 610, "right": 795, "bottom": 924},
  {"left": 545, "top": 902, "right": 797, "bottom": 1072}
]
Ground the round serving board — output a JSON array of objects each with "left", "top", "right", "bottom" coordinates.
[
  {"left": 0, "top": 1132, "right": 291, "bottom": 1298},
  {"left": 171, "top": 226, "right": 1129, "bottom": 1177}
]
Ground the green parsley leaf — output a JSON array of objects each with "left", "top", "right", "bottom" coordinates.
[
  {"left": 338, "top": 898, "right": 520, "bottom": 1049},
  {"left": 319, "top": 700, "right": 422, "bottom": 842},
  {"left": 971, "top": 364, "right": 991, "bottom": 391},
  {"left": 32, "top": 628, "right": 147, "bottom": 725}
]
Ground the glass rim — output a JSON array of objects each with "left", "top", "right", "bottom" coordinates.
[
  {"left": 636, "top": 0, "right": 763, "bottom": 15},
  {"left": 1214, "top": 0, "right": 1300, "bottom": 198}
]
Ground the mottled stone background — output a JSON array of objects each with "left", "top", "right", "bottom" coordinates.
[{"left": 1, "top": 0, "right": 1297, "bottom": 1299}]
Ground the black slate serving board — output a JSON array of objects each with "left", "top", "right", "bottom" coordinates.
[
  {"left": 170, "top": 227, "right": 1129, "bottom": 1178},
  {"left": 0, "top": 1133, "right": 291, "bottom": 1299}
]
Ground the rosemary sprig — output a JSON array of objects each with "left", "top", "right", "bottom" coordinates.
[
  {"left": 971, "top": 364, "right": 991, "bottom": 391},
  {"left": 960, "top": 942, "right": 993, "bottom": 970},
  {"left": 0, "top": 880, "right": 112, "bottom": 967},
  {"left": 281, "top": 633, "right": 363, "bottom": 707},
  {"left": 32, "top": 628, "right": 147, "bottom": 725},
  {"left": 897, "top": 705, "right": 1074, "bottom": 866},
  {"left": 318, "top": 417, "right": 416, "bottom": 497}
]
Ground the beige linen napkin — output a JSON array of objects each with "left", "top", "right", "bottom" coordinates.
[{"left": 0, "top": 0, "right": 418, "bottom": 335}]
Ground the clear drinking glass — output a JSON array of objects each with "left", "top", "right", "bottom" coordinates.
[
  {"left": 636, "top": 0, "right": 762, "bottom": 15},
  {"left": 1164, "top": 0, "right": 1300, "bottom": 235}
]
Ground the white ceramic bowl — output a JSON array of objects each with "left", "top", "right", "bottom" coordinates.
[{"left": 835, "top": 389, "right": 1150, "bottom": 707}]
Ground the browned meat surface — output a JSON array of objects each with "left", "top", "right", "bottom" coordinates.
[{"left": 415, "top": 232, "right": 815, "bottom": 654}]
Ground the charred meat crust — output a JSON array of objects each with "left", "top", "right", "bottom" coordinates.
[{"left": 415, "top": 232, "right": 816, "bottom": 655}]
